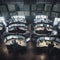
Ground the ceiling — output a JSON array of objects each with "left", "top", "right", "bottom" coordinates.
[{"left": 0, "top": 0, "right": 59, "bottom": 4}]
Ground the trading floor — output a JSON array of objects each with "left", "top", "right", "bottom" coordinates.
[{"left": 0, "top": 15, "right": 60, "bottom": 60}]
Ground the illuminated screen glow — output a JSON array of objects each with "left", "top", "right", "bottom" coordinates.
[
  {"left": 34, "top": 15, "right": 48, "bottom": 23},
  {"left": 11, "top": 16, "right": 25, "bottom": 19},
  {"left": 36, "top": 15, "right": 48, "bottom": 19},
  {"left": 54, "top": 17, "right": 60, "bottom": 26},
  {"left": 11, "top": 15, "right": 26, "bottom": 23},
  {"left": 0, "top": 17, "right": 6, "bottom": 26}
]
